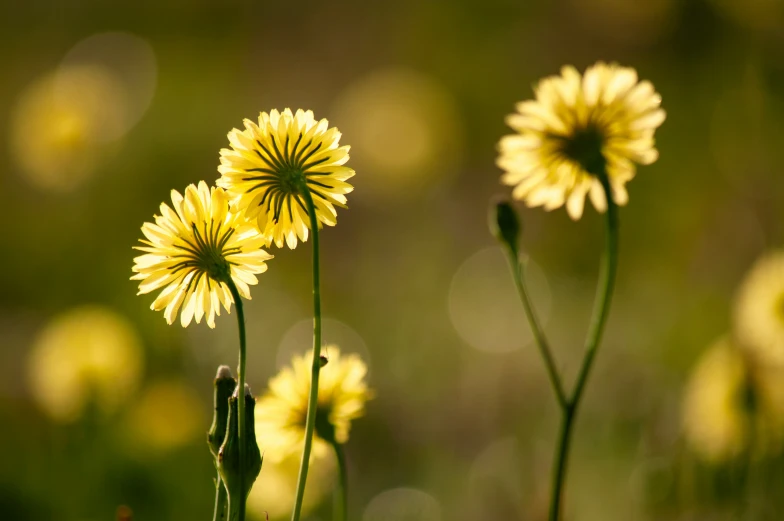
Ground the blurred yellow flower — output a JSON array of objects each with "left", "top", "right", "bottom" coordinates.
[
  {"left": 122, "top": 380, "right": 204, "bottom": 452},
  {"left": 733, "top": 251, "right": 784, "bottom": 366},
  {"left": 331, "top": 68, "right": 464, "bottom": 201},
  {"left": 10, "top": 66, "right": 127, "bottom": 191},
  {"left": 27, "top": 306, "right": 143, "bottom": 422},
  {"left": 132, "top": 181, "right": 272, "bottom": 328},
  {"left": 247, "top": 451, "right": 335, "bottom": 520},
  {"left": 682, "top": 338, "right": 784, "bottom": 463},
  {"left": 497, "top": 62, "right": 665, "bottom": 220},
  {"left": 256, "top": 346, "right": 372, "bottom": 462},
  {"left": 217, "top": 108, "right": 355, "bottom": 249}
]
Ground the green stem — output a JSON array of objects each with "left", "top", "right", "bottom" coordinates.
[
  {"left": 548, "top": 170, "right": 619, "bottom": 521},
  {"left": 226, "top": 279, "right": 248, "bottom": 521},
  {"left": 741, "top": 403, "right": 758, "bottom": 520},
  {"left": 290, "top": 188, "right": 323, "bottom": 521},
  {"left": 331, "top": 441, "right": 348, "bottom": 521},
  {"left": 213, "top": 472, "right": 228, "bottom": 521},
  {"left": 548, "top": 403, "right": 576, "bottom": 521},
  {"left": 503, "top": 246, "right": 567, "bottom": 408}
]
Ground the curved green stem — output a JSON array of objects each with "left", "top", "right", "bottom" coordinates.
[
  {"left": 331, "top": 441, "right": 348, "bottom": 521},
  {"left": 503, "top": 246, "right": 567, "bottom": 408},
  {"left": 548, "top": 170, "right": 619, "bottom": 521},
  {"left": 290, "top": 188, "right": 323, "bottom": 521},
  {"left": 226, "top": 280, "right": 248, "bottom": 521},
  {"left": 569, "top": 176, "right": 619, "bottom": 407}
]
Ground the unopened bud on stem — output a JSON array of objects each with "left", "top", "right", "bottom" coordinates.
[
  {"left": 208, "top": 365, "right": 236, "bottom": 459},
  {"left": 218, "top": 384, "right": 263, "bottom": 517},
  {"left": 489, "top": 199, "right": 522, "bottom": 253}
]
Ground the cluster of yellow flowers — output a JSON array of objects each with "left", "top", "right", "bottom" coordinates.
[
  {"left": 127, "top": 61, "right": 666, "bottom": 521},
  {"left": 131, "top": 108, "right": 370, "bottom": 520},
  {"left": 132, "top": 108, "right": 355, "bottom": 328},
  {"left": 683, "top": 252, "right": 784, "bottom": 463}
]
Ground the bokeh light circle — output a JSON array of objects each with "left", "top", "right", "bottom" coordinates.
[
  {"left": 448, "top": 247, "right": 551, "bottom": 353},
  {"left": 59, "top": 31, "right": 157, "bottom": 141},
  {"left": 466, "top": 437, "right": 525, "bottom": 518},
  {"left": 10, "top": 67, "right": 125, "bottom": 191},
  {"left": 10, "top": 32, "right": 157, "bottom": 191},
  {"left": 468, "top": 436, "right": 524, "bottom": 492},
  {"left": 27, "top": 305, "right": 144, "bottom": 422},
  {"left": 277, "top": 317, "right": 371, "bottom": 372},
  {"left": 122, "top": 380, "right": 204, "bottom": 453},
  {"left": 363, "top": 487, "right": 442, "bottom": 521},
  {"left": 331, "top": 68, "right": 464, "bottom": 201}
]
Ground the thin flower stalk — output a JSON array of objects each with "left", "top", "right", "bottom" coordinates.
[
  {"left": 290, "top": 187, "right": 323, "bottom": 521},
  {"left": 494, "top": 62, "right": 663, "bottom": 521},
  {"left": 548, "top": 169, "right": 618, "bottom": 521},
  {"left": 331, "top": 441, "right": 348, "bottom": 521},
  {"left": 226, "top": 279, "right": 249, "bottom": 521}
]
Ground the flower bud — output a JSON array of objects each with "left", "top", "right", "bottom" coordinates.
[
  {"left": 218, "top": 384, "right": 263, "bottom": 506},
  {"left": 489, "top": 199, "right": 521, "bottom": 253},
  {"left": 207, "top": 365, "right": 236, "bottom": 459}
]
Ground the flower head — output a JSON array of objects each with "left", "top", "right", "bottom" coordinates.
[
  {"left": 217, "top": 108, "right": 355, "bottom": 249},
  {"left": 255, "top": 346, "right": 372, "bottom": 461},
  {"left": 682, "top": 338, "right": 784, "bottom": 463},
  {"left": 497, "top": 62, "right": 665, "bottom": 219},
  {"left": 131, "top": 181, "right": 272, "bottom": 328},
  {"left": 734, "top": 251, "right": 784, "bottom": 366}
]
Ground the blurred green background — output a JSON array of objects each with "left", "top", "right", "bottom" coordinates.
[{"left": 2, "top": 1, "right": 784, "bottom": 520}]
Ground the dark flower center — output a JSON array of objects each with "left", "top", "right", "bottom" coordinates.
[
  {"left": 242, "top": 129, "right": 333, "bottom": 222},
  {"left": 191, "top": 223, "right": 236, "bottom": 282},
  {"left": 167, "top": 223, "right": 239, "bottom": 293},
  {"left": 561, "top": 125, "right": 606, "bottom": 175},
  {"left": 278, "top": 166, "right": 306, "bottom": 195},
  {"left": 314, "top": 403, "right": 336, "bottom": 442}
]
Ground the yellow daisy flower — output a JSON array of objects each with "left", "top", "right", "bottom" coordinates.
[
  {"left": 497, "top": 62, "right": 666, "bottom": 220},
  {"left": 734, "top": 251, "right": 784, "bottom": 366},
  {"left": 682, "top": 338, "right": 784, "bottom": 463},
  {"left": 255, "top": 346, "right": 372, "bottom": 462},
  {"left": 217, "top": 108, "right": 355, "bottom": 249},
  {"left": 131, "top": 181, "right": 272, "bottom": 328}
]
